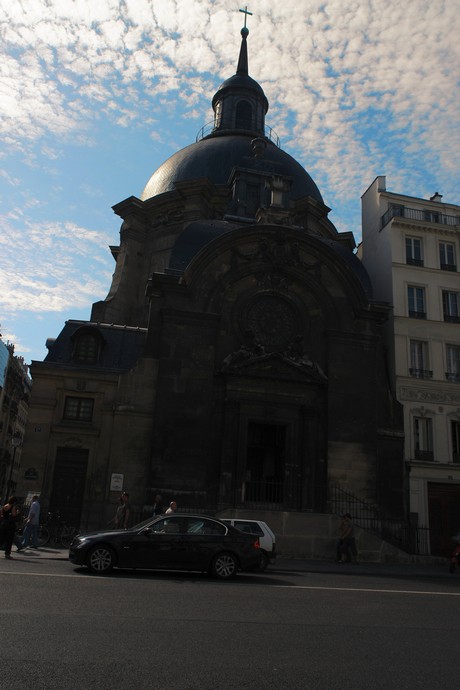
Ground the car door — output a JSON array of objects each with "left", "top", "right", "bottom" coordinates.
[
  {"left": 130, "top": 517, "right": 185, "bottom": 569},
  {"left": 182, "top": 517, "right": 227, "bottom": 570}
]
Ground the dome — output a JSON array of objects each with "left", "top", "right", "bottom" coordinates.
[{"left": 141, "top": 134, "right": 323, "bottom": 204}]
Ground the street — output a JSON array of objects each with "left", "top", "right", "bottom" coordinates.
[{"left": 1, "top": 554, "right": 459, "bottom": 690}]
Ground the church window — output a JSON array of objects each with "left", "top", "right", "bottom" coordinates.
[
  {"left": 236, "top": 100, "right": 252, "bottom": 129},
  {"left": 63, "top": 396, "right": 94, "bottom": 422}
]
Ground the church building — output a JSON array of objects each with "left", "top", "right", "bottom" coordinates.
[{"left": 20, "top": 22, "right": 404, "bottom": 530}]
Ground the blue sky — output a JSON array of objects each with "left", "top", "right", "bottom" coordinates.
[{"left": 1, "top": 0, "right": 459, "bottom": 365}]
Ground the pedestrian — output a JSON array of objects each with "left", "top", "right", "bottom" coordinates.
[
  {"left": 0, "top": 496, "right": 20, "bottom": 559},
  {"left": 152, "top": 494, "right": 163, "bottom": 516},
  {"left": 165, "top": 500, "right": 177, "bottom": 514},
  {"left": 341, "top": 513, "right": 358, "bottom": 563},
  {"left": 20, "top": 495, "right": 40, "bottom": 550},
  {"left": 114, "top": 492, "right": 131, "bottom": 529},
  {"left": 336, "top": 514, "right": 347, "bottom": 563}
]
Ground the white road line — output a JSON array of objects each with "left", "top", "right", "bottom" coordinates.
[
  {"left": 1, "top": 570, "right": 460, "bottom": 596},
  {"left": 271, "top": 584, "right": 460, "bottom": 596}
]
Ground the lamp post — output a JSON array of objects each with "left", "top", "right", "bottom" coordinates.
[{"left": 6, "top": 433, "right": 21, "bottom": 498}]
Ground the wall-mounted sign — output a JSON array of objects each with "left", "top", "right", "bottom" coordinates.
[
  {"left": 24, "top": 467, "right": 38, "bottom": 480},
  {"left": 110, "top": 473, "right": 124, "bottom": 491}
]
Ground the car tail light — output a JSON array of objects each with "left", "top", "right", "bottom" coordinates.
[{"left": 253, "top": 538, "right": 260, "bottom": 550}]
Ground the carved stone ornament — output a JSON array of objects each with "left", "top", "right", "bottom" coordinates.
[
  {"left": 242, "top": 295, "right": 299, "bottom": 351},
  {"left": 400, "top": 386, "right": 460, "bottom": 405},
  {"left": 222, "top": 330, "right": 326, "bottom": 381},
  {"left": 232, "top": 238, "right": 321, "bottom": 277}
]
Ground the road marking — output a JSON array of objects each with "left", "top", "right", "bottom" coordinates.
[
  {"left": 271, "top": 584, "right": 460, "bottom": 596},
  {"left": 1, "top": 569, "right": 460, "bottom": 596},
  {"left": 0, "top": 569, "right": 84, "bottom": 579}
]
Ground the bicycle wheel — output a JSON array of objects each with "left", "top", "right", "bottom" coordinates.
[
  {"left": 60, "top": 526, "right": 78, "bottom": 548},
  {"left": 38, "top": 525, "right": 50, "bottom": 547}
]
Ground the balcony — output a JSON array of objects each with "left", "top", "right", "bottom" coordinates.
[
  {"left": 440, "top": 263, "right": 457, "bottom": 272},
  {"left": 406, "top": 257, "right": 424, "bottom": 267},
  {"left": 409, "top": 310, "right": 427, "bottom": 319},
  {"left": 453, "top": 452, "right": 460, "bottom": 464},
  {"left": 415, "top": 450, "right": 434, "bottom": 461},
  {"left": 446, "top": 372, "right": 460, "bottom": 383},
  {"left": 409, "top": 368, "right": 433, "bottom": 379},
  {"left": 382, "top": 205, "right": 460, "bottom": 229},
  {"left": 444, "top": 314, "right": 460, "bottom": 324}
]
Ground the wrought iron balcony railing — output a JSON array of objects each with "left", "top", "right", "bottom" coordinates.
[
  {"left": 382, "top": 205, "right": 460, "bottom": 229},
  {"left": 409, "top": 368, "right": 433, "bottom": 379}
]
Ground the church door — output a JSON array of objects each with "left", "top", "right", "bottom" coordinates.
[
  {"left": 50, "top": 447, "right": 89, "bottom": 528},
  {"left": 243, "top": 422, "right": 285, "bottom": 505}
]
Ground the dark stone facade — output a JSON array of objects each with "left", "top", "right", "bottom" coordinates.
[{"left": 21, "top": 27, "right": 404, "bottom": 528}]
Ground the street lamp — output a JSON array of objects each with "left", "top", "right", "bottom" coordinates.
[{"left": 6, "top": 433, "right": 22, "bottom": 498}]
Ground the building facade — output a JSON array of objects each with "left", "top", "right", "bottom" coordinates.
[
  {"left": 360, "top": 176, "right": 460, "bottom": 555},
  {"left": 0, "top": 338, "right": 32, "bottom": 501},
  {"left": 20, "top": 28, "right": 403, "bottom": 530}
]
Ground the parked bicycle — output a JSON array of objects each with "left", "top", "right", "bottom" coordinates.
[
  {"left": 34, "top": 511, "right": 79, "bottom": 548},
  {"left": 16, "top": 520, "right": 50, "bottom": 548}
]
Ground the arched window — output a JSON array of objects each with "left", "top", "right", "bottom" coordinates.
[
  {"left": 73, "top": 330, "right": 102, "bottom": 365},
  {"left": 236, "top": 100, "right": 252, "bottom": 130}
]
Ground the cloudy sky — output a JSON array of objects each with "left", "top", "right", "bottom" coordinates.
[{"left": 1, "top": 0, "right": 459, "bottom": 365}]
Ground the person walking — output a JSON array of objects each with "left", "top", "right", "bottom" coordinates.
[
  {"left": 342, "top": 513, "right": 358, "bottom": 563},
  {"left": 114, "top": 492, "right": 131, "bottom": 529},
  {"left": 0, "top": 496, "right": 20, "bottom": 559},
  {"left": 152, "top": 494, "right": 163, "bottom": 516},
  {"left": 20, "top": 495, "right": 40, "bottom": 550},
  {"left": 165, "top": 500, "right": 177, "bottom": 514},
  {"left": 336, "top": 514, "right": 347, "bottom": 563}
]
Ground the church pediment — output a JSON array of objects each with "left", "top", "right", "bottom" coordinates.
[{"left": 221, "top": 349, "right": 327, "bottom": 384}]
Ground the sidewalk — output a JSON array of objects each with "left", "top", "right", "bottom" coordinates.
[
  {"left": 7, "top": 545, "right": 68, "bottom": 560},
  {"left": 7, "top": 547, "right": 457, "bottom": 579},
  {"left": 275, "top": 555, "right": 456, "bottom": 579}
]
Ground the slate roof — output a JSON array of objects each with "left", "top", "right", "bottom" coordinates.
[{"left": 43, "top": 321, "right": 147, "bottom": 371}]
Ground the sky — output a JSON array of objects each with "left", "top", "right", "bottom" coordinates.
[{"left": 1, "top": 0, "right": 459, "bottom": 366}]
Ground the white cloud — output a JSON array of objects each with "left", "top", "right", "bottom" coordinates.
[{"left": 0, "top": 0, "right": 459, "bottom": 359}]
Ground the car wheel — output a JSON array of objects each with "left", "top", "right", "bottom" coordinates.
[
  {"left": 258, "top": 551, "right": 269, "bottom": 572},
  {"left": 87, "top": 545, "right": 116, "bottom": 574},
  {"left": 210, "top": 552, "right": 238, "bottom": 579}
]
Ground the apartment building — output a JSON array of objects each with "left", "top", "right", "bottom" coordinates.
[{"left": 360, "top": 176, "right": 460, "bottom": 555}]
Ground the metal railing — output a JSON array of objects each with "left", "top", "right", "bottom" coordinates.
[
  {"left": 196, "top": 120, "right": 280, "bottom": 147},
  {"left": 382, "top": 205, "right": 460, "bottom": 229},
  {"left": 134, "top": 481, "right": 432, "bottom": 556},
  {"left": 328, "top": 484, "right": 431, "bottom": 555}
]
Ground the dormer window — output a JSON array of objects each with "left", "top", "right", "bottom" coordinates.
[{"left": 72, "top": 328, "right": 103, "bottom": 365}]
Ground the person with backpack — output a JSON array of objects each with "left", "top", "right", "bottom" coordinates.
[{"left": 0, "top": 496, "right": 20, "bottom": 559}]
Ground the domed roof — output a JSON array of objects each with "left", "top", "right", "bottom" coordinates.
[
  {"left": 141, "top": 134, "right": 323, "bottom": 203},
  {"left": 140, "top": 24, "right": 323, "bottom": 206}
]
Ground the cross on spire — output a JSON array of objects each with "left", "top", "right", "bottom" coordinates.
[{"left": 239, "top": 6, "right": 253, "bottom": 29}]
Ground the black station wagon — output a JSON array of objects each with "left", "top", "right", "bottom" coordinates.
[{"left": 69, "top": 514, "right": 262, "bottom": 579}]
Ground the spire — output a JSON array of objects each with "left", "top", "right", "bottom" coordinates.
[
  {"left": 206, "top": 6, "right": 268, "bottom": 140},
  {"left": 237, "top": 6, "right": 252, "bottom": 75}
]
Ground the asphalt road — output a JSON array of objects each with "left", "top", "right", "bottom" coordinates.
[{"left": 1, "top": 555, "right": 459, "bottom": 690}]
